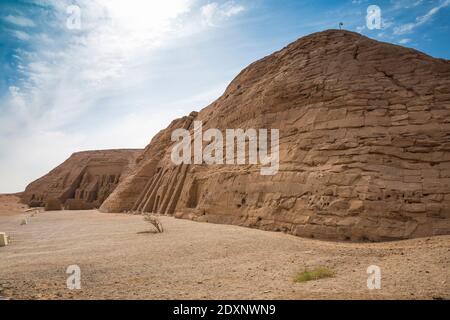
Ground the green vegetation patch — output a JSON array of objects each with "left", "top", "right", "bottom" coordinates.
[{"left": 294, "top": 267, "right": 335, "bottom": 283}]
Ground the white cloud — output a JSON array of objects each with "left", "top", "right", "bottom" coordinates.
[
  {"left": 223, "top": 3, "right": 245, "bottom": 17},
  {"left": 356, "top": 25, "right": 365, "bottom": 33},
  {"left": 382, "top": 18, "right": 394, "bottom": 30},
  {"left": 8, "top": 86, "right": 20, "bottom": 97},
  {"left": 399, "top": 38, "right": 412, "bottom": 44},
  {"left": 3, "top": 0, "right": 198, "bottom": 134},
  {"left": 0, "top": 0, "right": 245, "bottom": 192},
  {"left": 3, "top": 14, "right": 36, "bottom": 27},
  {"left": 201, "top": 1, "right": 245, "bottom": 26},
  {"left": 394, "top": 0, "right": 450, "bottom": 35},
  {"left": 201, "top": 3, "right": 219, "bottom": 25},
  {"left": 86, "top": 84, "right": 226, "bottom": 150},
  {"left": 11, "top": 30, "right": 31, "bottom": 41}
]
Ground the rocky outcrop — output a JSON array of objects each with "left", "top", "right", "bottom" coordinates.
[
  {"left": 101, "top": 30, "right": 450, "bottom": 241},
  {"left": 22, "top": 149, "right": 141, "bottom": 209}
]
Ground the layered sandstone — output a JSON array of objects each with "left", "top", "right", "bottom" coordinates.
[
  {"left": 101, "top": 30, "right": 450, "bottom": 241},
  {"left": 22, "top": 149, "right": 141, "bottom": 209}
]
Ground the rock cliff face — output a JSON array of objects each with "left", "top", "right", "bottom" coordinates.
[
  {"left": 101, "top": 30, "right": 450, "bottom": 241},
  {"left": 22, "top": 149, "right": 141, "bottom": 209}
]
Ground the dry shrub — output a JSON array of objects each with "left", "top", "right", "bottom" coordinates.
[{"left": 143, "top": 213, "right": 164, "bottom": 233}]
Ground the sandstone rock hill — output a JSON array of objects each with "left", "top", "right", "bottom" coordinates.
[
  {"left": 22, "top": 149, "right": 141, "bottom": 209},
  {"left": 101, "top": 30, "right": 450, "bottom": 241}
]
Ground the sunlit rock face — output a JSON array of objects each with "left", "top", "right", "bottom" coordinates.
[
  {"left": 22, "top": 149, "right": 142, "bottom": 210},
  {"left": 101, "top": 30, "right": 450, "bottom": 241}
]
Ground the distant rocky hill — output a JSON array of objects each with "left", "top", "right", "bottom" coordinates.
[
  {"left": 99, "top": 30, "right": 450, "bottom": 241},
  {"left": 22, "top": 149, "right": 142, "bottom": 209}
]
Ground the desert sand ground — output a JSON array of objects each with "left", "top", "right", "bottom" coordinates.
[
  {"left": 0, "top": 194, "right": 28, "bottom": 216},
  {"left": 0, "top": 195, "right": 448, "bottom": 300}
]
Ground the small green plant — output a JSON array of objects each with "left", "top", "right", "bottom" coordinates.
[{"left": 294, "top": 267, "right": 335, "bottom": 283}]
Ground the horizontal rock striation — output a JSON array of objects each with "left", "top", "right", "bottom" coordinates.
[
  {"left": 22, "top": 149, "right": 142, "bottom": 209},
  {"left": 101, "top": 30, "right": 450, "bottom": 241}
]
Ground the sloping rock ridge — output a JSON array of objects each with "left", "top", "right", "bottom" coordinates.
[
  {"left": 22, "top": 149, "right": 142, "bottom": 209},
  {"left": 101, "top": 30, "right": 450, "bottom": 241}
]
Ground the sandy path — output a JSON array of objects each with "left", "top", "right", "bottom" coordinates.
[{"left": 0, "top": 209, "right": 448, "bottom": 300}]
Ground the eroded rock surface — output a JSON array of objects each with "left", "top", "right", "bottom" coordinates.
[
  {"left": 101, "top": 30, "right": 450, "bottom": 241},
  {"left": 22, "top": 149, "right": 141, "bottom": 209}
]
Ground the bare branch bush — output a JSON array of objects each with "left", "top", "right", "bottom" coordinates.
[{"left": 143, "top": 213, "right": 164, "bottom": 233}]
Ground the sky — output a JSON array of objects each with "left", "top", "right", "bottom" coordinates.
[{"left": 0, "top": 0, "right": 449, "bottom": 193}]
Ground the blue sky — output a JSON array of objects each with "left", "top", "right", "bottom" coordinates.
[{"left": 0, "top": 0, "right": 449, "bottom": 192}]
